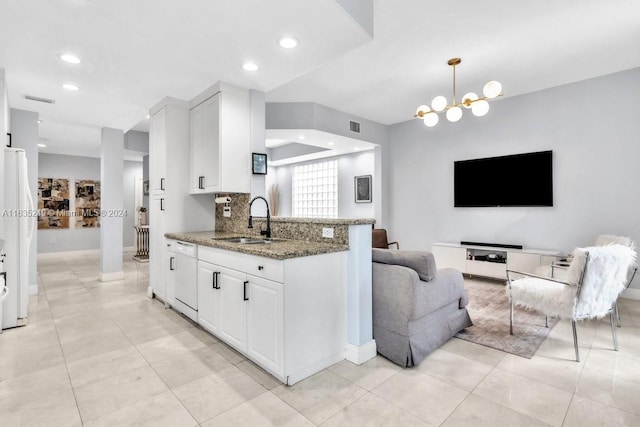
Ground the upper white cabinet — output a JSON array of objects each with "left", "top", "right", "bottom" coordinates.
[{"left": 189, "top": 82, "right": 251, "bottom": 194}]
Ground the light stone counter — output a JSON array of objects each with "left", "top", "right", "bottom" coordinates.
[{"left": 164, "top": 230, "right": 349, "bottom": 260}]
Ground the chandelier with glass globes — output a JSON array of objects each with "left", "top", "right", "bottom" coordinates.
[{"left": 415, "top": 58, "right": 503, "bottom": 127}]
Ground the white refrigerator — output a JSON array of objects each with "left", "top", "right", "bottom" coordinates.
[{"left": 2, "top": 148, "right": 36, "bottom": 330}]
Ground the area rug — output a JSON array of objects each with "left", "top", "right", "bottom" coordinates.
[{"left": 455, "top": 279, "right": 559, "bottom": 359}]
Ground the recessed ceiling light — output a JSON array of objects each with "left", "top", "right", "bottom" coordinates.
[
  {"left": 37, "top": 143, "right": 46, "bottom": 148},
  {"left": 243, "top": 62, "right": 258, "bottom": 71},
  {"left": 37, "top": 119, "right": 43, "bottom": 124},
  {"left": 328, "top": 141, "right": 335, "bottom": 146},
  {"left": 146, "top": 114, "right": 150, "bottom": 119},
  {"left": 278, "top": 37, "right": 298, "bottom": 49},
  {"left": 353, "top": 147, "right": 360, "bottom": 151},
  {"left": 298, "top": 134, "right": 305, "bottom": 140},
  {"left": 62, "top": 83, "right": 79, "bottom": 91},
  {"left": 59, "top": 53, "right": 81, "bottom": 64}
]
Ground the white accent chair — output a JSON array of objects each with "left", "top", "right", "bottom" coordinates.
[
  {"left": 507, "top": 244, "right": 637, "bottom": 362},
  {"left": 545, "top": 235, "right": 637, "bottom": 326}
]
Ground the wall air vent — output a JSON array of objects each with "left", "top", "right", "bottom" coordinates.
[
  {"left": 24, "top": 95, "right": 56, "bottom": 104},
  {"left": 349, "top": 120, "right": 361, "bottom": 133}
]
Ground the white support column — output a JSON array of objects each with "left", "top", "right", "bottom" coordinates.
[
  {"left": 344, "top": 223, "right": 377, "bottom": 364},
  {"left": 100, "top": 127, "right": 124, "bottom": 281}
]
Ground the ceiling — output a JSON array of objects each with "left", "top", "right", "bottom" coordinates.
[{"left": 2, "top": 0, "right": 639, "bottom": 159}]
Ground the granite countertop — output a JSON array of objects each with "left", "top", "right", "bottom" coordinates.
[{"left": 164, "top": 231, "right": 350, "bottom": 260}]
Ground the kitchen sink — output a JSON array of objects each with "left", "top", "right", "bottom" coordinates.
[{"left": 216, "top": 237, "right": 275, "bottom": 244}]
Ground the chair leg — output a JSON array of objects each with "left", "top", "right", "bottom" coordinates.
[
  {"left": 571, "top": 320, "right": 580, "bottom": 362},
  {"left": 545, "top": 315, "right": 549, "bottom": 328},
  {"left": 614, "top": 302, "right": 621, "bottom": 328},
  {"left": 509, "top": 300, "right": 514, "bottom": 335},
  {"left": 610, "top": 312, "right": 619, "bottom": 351}
]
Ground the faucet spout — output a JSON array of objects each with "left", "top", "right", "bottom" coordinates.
[{"left": 248, "top": 196, "right": 271, "bottom": 239}]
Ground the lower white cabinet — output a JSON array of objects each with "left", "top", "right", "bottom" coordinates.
[
  {"left": 165, "top": 245, "right": 176, "bottom": 306},
  {"left": 432, "top": 242, "right": 562, "bottom": 280},
  {"left": 218, "top": 265, "right": 249, "bottom": 351},
  {"left": 197, "top": 258, "right": 283, "bottom": 375},
  {"left": 197, "top": 261, "right": 221, "bottom": 333},
  {"left": 196, "top": 246, "right": 344, "bottom": 385},
  {"left": 246, "top": 275, "right": 283, "bottom": 375}
]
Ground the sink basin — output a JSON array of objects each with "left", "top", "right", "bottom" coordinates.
[{"left": 217, "top": 237, "right": 274, "bottom": 244}]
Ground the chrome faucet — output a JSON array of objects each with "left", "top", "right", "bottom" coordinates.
[{"left": 248, "top": 196, "right": 271, "bottom": 239}]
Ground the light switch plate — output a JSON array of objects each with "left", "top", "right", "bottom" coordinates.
[
  {"left": 322, "top": 227, "right": 334, "bottom": 238},
  {"left": 223, "top": 206, "right": 231, "bottom": 217}
]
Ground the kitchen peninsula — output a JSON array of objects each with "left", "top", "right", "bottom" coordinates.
[{"left": 157, "top": 216, "right": 376, "bottom": 386}]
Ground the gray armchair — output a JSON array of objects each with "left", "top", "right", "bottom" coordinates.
[{"left": 372, "top": 249, "right": 473, "bottom": 367}]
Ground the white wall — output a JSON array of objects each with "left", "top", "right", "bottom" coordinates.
[
  {"left": 385, "top": 67, "right": 640, "bottom": 288},
  {"left": 266, "top": 150, "right": 375, "bottom": 218},
  {"left": 38, "top": 153, "right": 142, "bottom": 253},
  {"left": 10, "top": 109, "right": 39, "bottom": 289}
]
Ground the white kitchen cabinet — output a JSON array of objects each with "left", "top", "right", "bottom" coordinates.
[
  {"left": 246, "top": 275, "right": 284, "bottom": 375},
  {"left": 149, "top": 106, "right": 167, "bottom": 195},
  {"left": 217, "top": 264, "right": 248, "bottom": 351},
  {"left": 149, "top": 194, "right": 166, "bottom": 299},
  {"left": 197, "top": 260, "right": 221, "bottom": 334},
  {"left": 196, "top": 245, "right": 344, "bottom": 385},
  {"left": 189, "top": 94, "right": 219, "bottom": 193},
  {"left": 165, "top": 242, "right": 176, "bottom": 306},
  {"left": 147, "top": 97, "right": 214, "bottom": 304},
  {"left": 188, "top": 82, "right": 251, "bottom": 194}
]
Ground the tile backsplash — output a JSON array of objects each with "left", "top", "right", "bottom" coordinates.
[{"left": 214, "top": 193, "right": 350, "bottom": 245}]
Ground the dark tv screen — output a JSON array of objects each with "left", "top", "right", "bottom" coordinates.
[{"left": 454, "top": 151, "right": 553, "bottom": 207}]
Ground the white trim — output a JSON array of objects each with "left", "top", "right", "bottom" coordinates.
[
  {"left": 344, "top": 340, "right": 377, "bottom": 365},
  {"left": 38, "top": 247, "right": 136, "bottom": 259},
  {"left": 28, "top": 284, "right": 38, "bottom": 295},
  {"left": 621, "top": 288, "right": 640, "bottom": 300},
  {"left": 99, "top": 271, "right": 124, "bottom": 282},
  {"left": 37, "top": 249, "right": 100, "bottom": 259}
]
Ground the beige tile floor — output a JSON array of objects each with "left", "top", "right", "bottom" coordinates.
[{"left": 1, "top": 253, "right": 640, "bottom": 426}]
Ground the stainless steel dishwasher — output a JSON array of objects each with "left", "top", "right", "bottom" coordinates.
[{"left": 171, "top": 240, "right": 198, "bottom": 322}]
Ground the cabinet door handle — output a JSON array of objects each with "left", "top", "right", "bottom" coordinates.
[
  {"left": 198, "top": 176, "right": 205, "bottom": 189},
  {"left": 258, "top": 265, "right": 264, "bottom": 271},
  {"left": 213, "top": 271, "right": 220, "bottom": 289},
  {"left": 160, "top": 178, "right": 165, "bottom": 190},
  {"left": 6, "top": 133, "right": 11, "bottom": 148},
  {"left": 160, "top": 198, "right": 165, "bottom": 211},
  {"left": 243, "top": 280, "right": 249, "bottom": 301},
  {"left": 169, "top": 256, "right": 175, "bottom": 271}
]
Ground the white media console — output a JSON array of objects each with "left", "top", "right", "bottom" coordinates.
[{"left": 431, "top": 242, "right": 562, "bottom": 280}]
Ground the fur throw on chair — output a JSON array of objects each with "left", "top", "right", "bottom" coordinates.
[{"left": 508, "top": 244, "right": 637, "bottom": 320}]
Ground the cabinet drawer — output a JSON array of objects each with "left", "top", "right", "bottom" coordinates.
[
  {"left": 198, "top": 246, "right": 246, "bottom": 272},
  {"left": 245, "top": 255, "right": 284, "bottom": 283},
  {"left": 466, "top": 260, "right": 507, "bottom": 279}
]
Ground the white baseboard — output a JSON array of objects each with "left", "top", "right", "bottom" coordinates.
[
  {"left": 38, "top": 247, "right": 136, "bottom": 259},
  {"left": 28, "top": 284, "right": 38, "bottom": 295},
  {"left": 38, "top": 249, "right": 100, "bottom": 259},
  {"left": 344, "top": 340, "right": 377, "bottom": 365},
  {"left": 99, "top": 271, "right": 124, "bottom": 282},
  {"left": 621, "top": 288, "right": 640, "bottom": 300}
]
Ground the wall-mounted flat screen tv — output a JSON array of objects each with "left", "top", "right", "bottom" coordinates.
[{"left": 454, "top": 150, "right": 553, "bottom": 207}]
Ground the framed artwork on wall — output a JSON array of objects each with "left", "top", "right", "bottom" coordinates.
[
  {"left": 354, "top": 175, "right": 372, "bottom": 203},
  {"left": 252, "top": 152, "right": 267, "bottom": 175}
]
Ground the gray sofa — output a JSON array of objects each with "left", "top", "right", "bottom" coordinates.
[{"left": 372, "top": 248, "right": 473, "bottom": 367}]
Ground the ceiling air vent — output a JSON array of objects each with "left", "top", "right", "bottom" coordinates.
[
  {"left": 24, "top": 95, "right": 56, "bottom": 104},
  {"left": 349, "top": 120, "right": 361, "bottom": 134}
]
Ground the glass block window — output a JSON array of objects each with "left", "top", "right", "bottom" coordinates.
[{"left": 292, "top": 160, "right": 338, "bottom": 218}]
